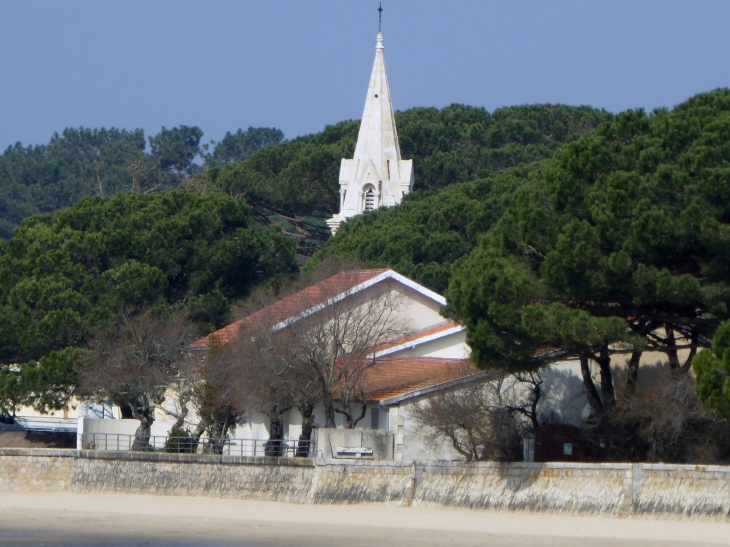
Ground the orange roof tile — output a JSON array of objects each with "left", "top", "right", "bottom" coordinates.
[
  {"left": 189, "top": 269, "right": 389, "bottom": 349},
  {"left": 362, "top": 357, "right": 478, "bottom": 402}
]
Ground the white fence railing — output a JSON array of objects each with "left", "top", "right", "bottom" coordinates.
[{"left": 79, "top": 433, "right": 314, "bottom": 458}]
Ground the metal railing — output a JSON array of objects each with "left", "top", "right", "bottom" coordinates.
[{"left": 79, "top": 433, "right": 314, "bottom": 458}]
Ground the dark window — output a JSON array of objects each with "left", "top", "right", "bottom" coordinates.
[{"left": 370, "top": 406, "right": 380, "bottom": 429}]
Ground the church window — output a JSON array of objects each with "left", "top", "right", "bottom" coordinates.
[
  {"left": 374, "top": 94, "right": 379, "bottom": 98},
  {"left": 387, "top": 160, "right": 390, "bottom": 180},
  {"left": 364, "top": 188, "right": 376, "bottom": 211}
]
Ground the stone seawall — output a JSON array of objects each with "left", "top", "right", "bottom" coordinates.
[
  {"left": 414, "top": 462, "right": 629, "bottom": 514},
  {"left": 1, "top": 448, "right": 729, "bottom": 518}
]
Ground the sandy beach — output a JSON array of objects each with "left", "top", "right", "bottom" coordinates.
[{"left": 0, "top": 492, "right": 727, "bottom": 546}]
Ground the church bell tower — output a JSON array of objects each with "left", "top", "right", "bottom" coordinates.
[{"left": 326, "top": 26, "right": 414, "bottom": 234}]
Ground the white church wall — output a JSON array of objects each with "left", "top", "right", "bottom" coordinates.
[
  {"left": 385, "top": 330, "right": 470, "bottom": 359},
  {"left": 389, "top": 283, "right": 447, "bottom": 331},
  {"left": 301, "top": 276, "right": 446, "bottom": 342}
]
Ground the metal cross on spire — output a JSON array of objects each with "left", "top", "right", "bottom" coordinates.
[{"left": 378, "top": 2, "right": 383, "bottom": 32}]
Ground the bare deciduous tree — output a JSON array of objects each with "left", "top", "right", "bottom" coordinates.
[
  {"left": 78, "top": 310, "right": 196, "bottom": 450},
  {"left": 286, "top": 272, "right": 410, "bottom": 428},
  {"left": 205, "top": 325, "right": 294, "bottom": 456},
  {"left": 411, "top": 370, "right": 539, "bottom": 462},
  {"left": 602, "top": 367, "right": 730, "bottom": 462}
]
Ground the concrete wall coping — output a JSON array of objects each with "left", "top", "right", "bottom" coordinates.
[
  {"left": 316, "top": 458, "right": 413, "bottom": 467},
  {"left": 316, "top": 459, "right": 730, "bottom": 473},
  {"left": 2, "top": 448, "right": 729, "bottom": 474},
  {"left": 0, "top": 448, "right": 315, "bottom": 467}
]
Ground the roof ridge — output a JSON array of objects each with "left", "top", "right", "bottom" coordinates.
[{"left": 190, "top": 268, "right": 393, "bottom": 349}]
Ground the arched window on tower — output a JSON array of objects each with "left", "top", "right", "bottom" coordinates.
[{"left": 364, "top": 187, "right": 376, "bottom": 211}]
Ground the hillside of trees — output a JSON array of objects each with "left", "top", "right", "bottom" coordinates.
[
  {"left": 0, "top": 126, "right": 285, "bottom": 239},
  {"left": 201, "top": 104, "right": 612, "bottom": 256}
]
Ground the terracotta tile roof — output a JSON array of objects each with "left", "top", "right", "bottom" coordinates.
[
  {"left": 189, "top": 269, "right": 390, "bottom": 349},
  {"left": 370, "top": 321, "right": 462, "bottom": 355},
  {"left": 362, "top": 357, "right": 477, "bottom": 402}
]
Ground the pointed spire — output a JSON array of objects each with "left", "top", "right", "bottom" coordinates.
[
  {"left": 327, "top": 28, "right": 414, "bottom": 234},
  {"left": 353, "top": 31, "right": 401, "bottom": 169}
]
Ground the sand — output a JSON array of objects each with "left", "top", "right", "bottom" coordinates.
[{"left": 0, "top": 492, "right": 728, "bottom": 546}]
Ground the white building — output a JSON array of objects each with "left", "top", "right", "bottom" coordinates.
[
  {"left": 65, "top": 268, "right": 677, "bottom": 461},
  {"left": 326, "top": 32, "right": 414, "bottom": 234},
  {"left": 190, "top": 268, "right": 479, "bottom": 460}
]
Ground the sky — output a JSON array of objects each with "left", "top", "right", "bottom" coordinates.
[{"left": 1, "top": 0, "right": 729, "bottom": 150}]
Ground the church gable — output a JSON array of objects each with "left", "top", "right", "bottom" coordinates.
[{"left": 189, "top": 269, "right": 448, "bottom": 351}]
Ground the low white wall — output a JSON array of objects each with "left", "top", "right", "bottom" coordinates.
[{"left": 78, "top": 419, "right": 140, "bottom": 450}]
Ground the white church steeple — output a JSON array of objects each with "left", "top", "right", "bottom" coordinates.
[{"left": 326, "top": 30, "right": 414, "bottom": 234}]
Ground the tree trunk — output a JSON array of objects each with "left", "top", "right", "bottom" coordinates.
[
  {"left": 265, "top": 407, "right": 288, "bottom": 457},
  {"left": 580, "top": 355, "right": 603, "bottom": 419},
  {"left": 296, "top": 402, "right": 315, "bottom": 457},
  {"left": 665, "top": 325, "right": 681, "bottom": 369},
  {"left": 342, "top": 402, "right": 367, "bottom": 429},
  {"left": 131, "top": 419, "right": 152, "bottom": 451},
  {"left": 679, "top": 329, "right": 698, "bottom": 374},
  {"left": 322, "top": 389, "right": 336, "bottom": 428},
  {"left": 189, "top": 420, "right": 206, "bottom": 454},
  {"left": 626, "top": 350, "right": 642, "bottom": 394},
  {"left": 596, "top": 346, "right": 616, "bottom": 407},
  {"left": 528, "top": 378, "right": 541, "bottom": 430},
  {"left": 131, "top": 398, "right": 154, "bottom": 451},
  {"left": 208, "top": 412, "right": 236, "bottom": 455}
]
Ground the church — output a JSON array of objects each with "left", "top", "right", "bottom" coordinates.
[{"left": 326, "top": 31, "right": 414, "bottom": 233}]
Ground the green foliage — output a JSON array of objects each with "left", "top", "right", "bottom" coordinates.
[
  {"left": 0, "top": 128, "right": 147, "bottom": 239},
  {"left": 165, "top": 424, "right": 197, "bottom": 453},
  {"left": 398, "top": 103, "right": 612, "bottom": 191},
  {"left": 694, "top": 321, "right": 730, "bottom": 418},
  {"left": 204, "top": 127, "right": 286, "bottom": 167},
  {"left": 0, "top": 190, "right": 297, "bottom": 408},
  {"left": 23, "top": 347, "right": 84, "bottom": 413},
  {"left": 186, "top": 289, "right": 233, "bottom": 332},
  {"left": 204, "top": 121, "right": 359, "bottom": 215},
  {"left": 0, "top": 347, "right": 83, "bottom": 415},
  {"left": 307, "top": 165, "right": 538, "bottom": 293},
  {"left": 204, "top": 104, "right": 612, "bottom": 218},
  {"left": 447, "top": 88, "right": 730, "bottom": 370},
  {"left": 0, "top": 125, "right": 285, "bottom": 239},
  {"left": 148, "top": 125, "right": 204, "bottom": 179},
  {"left": 0, "top": 367, "right": 25, "bottom": 417}
]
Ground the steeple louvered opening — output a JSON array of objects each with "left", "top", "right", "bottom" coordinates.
[{"left": 364, "top": 187, "right": 376, "bottom": 211}]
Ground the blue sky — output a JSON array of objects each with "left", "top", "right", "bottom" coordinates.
[{"left": 1, "top": 1, "right": 729, "bottom": 150}]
